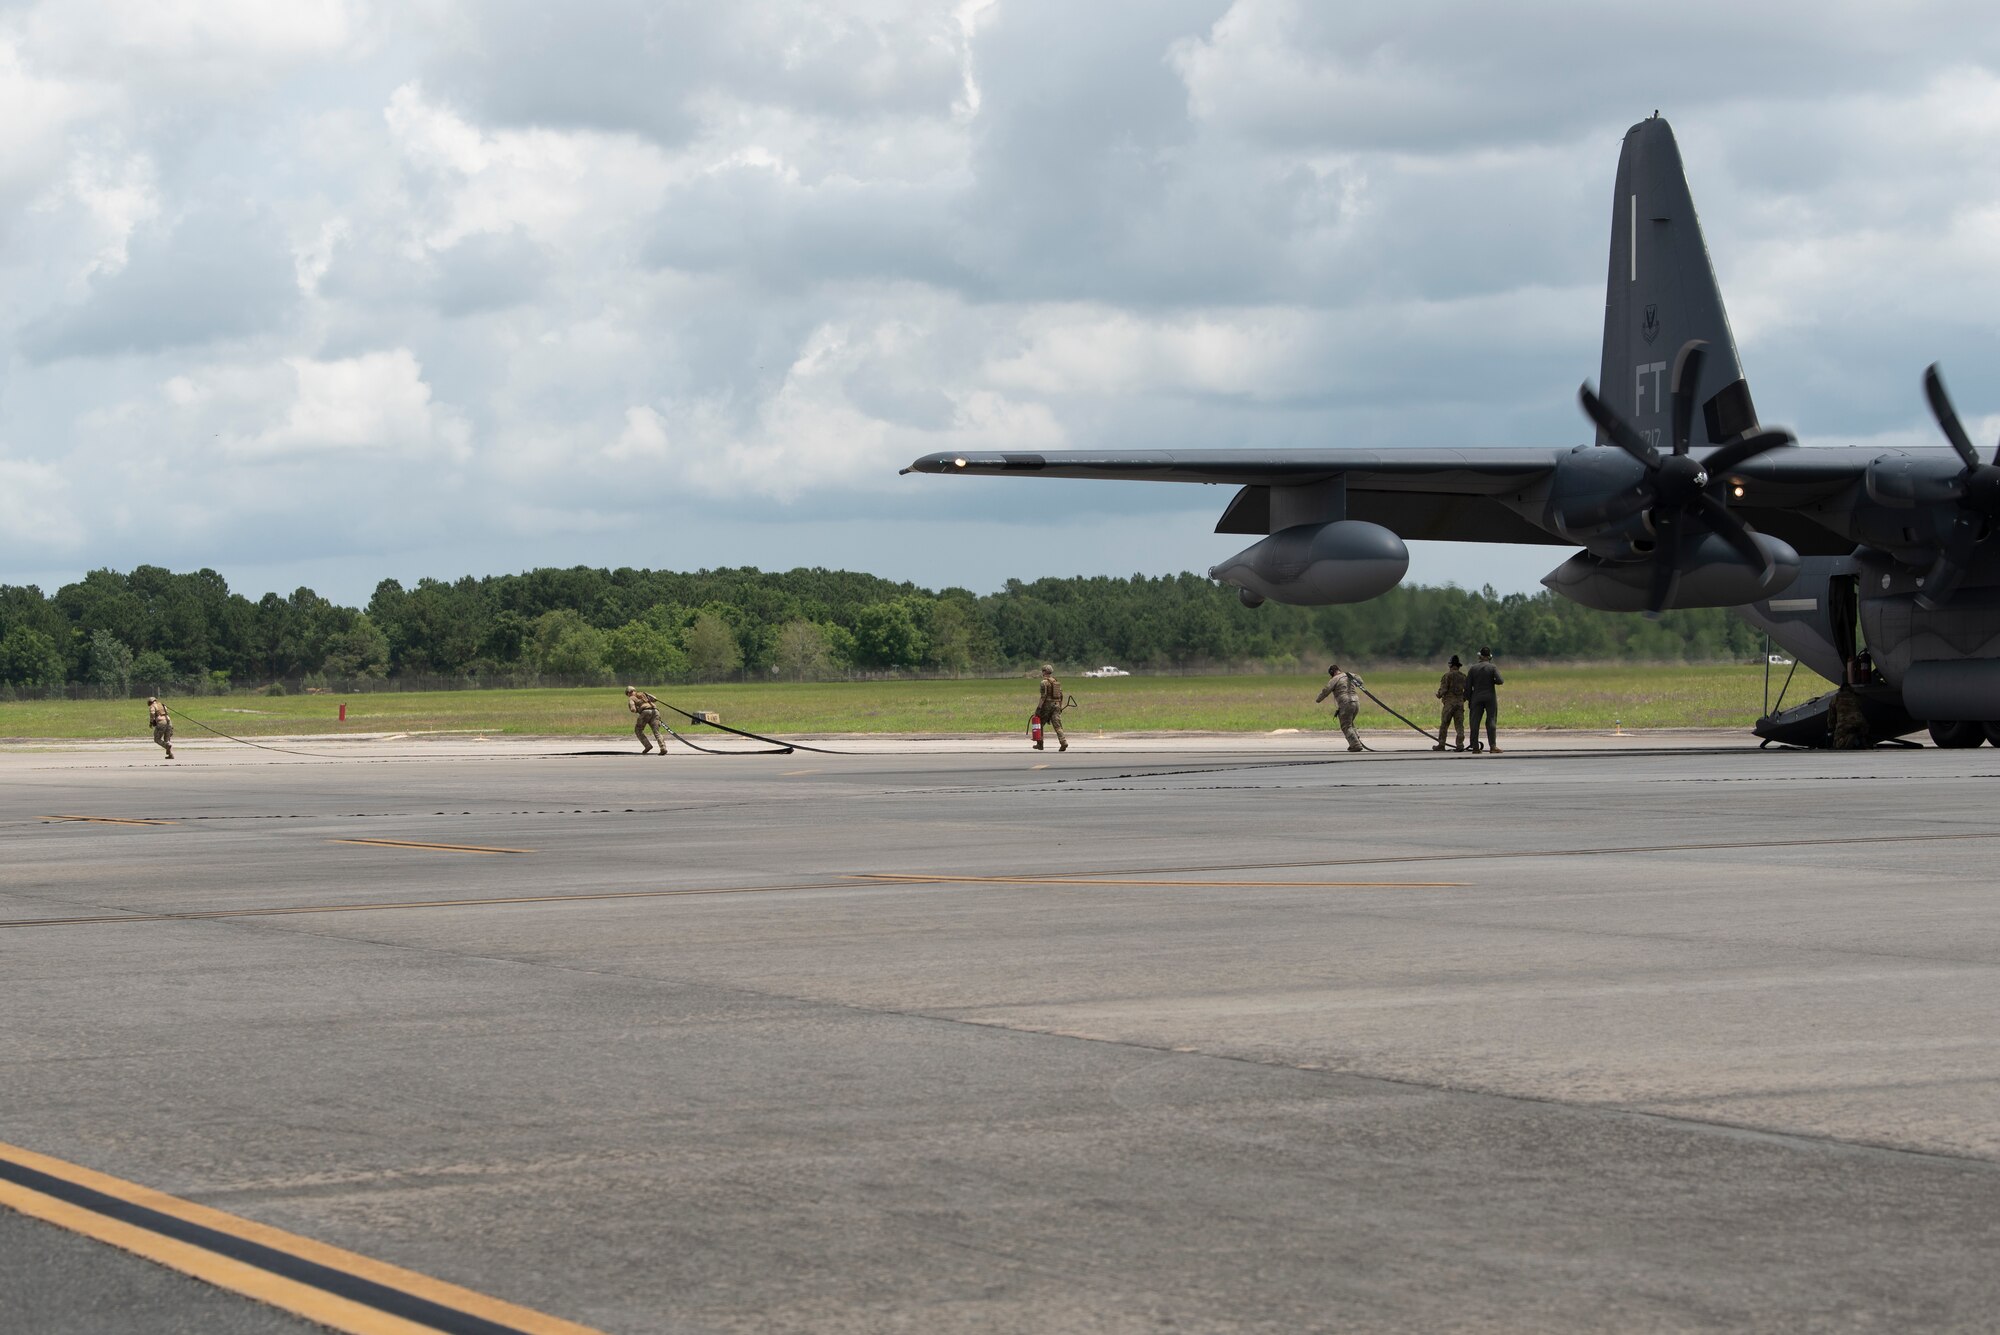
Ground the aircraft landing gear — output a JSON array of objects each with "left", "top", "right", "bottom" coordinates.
[
  {"left": 1928, "top": 719, "right": 1987, "bottom": 748},
  {"left": 1986, "top": 721, "right": 2000, "bottom": 747}
]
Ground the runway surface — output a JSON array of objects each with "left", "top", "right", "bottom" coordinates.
[{"left": 4, "top": 732, "right": 2000, "bottom": 1332}]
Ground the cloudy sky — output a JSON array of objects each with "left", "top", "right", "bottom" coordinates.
[{"left": 7, "top": 1, "right": 2000, "bottom": 605}]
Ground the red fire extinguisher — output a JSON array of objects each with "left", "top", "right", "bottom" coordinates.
[{"left": 1029, "top": 713, "right": 1044, "bottom": 745}]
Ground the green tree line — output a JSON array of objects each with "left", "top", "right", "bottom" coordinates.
[{"left": 0, "top": 564, "right": 1766, "bottom": 695}]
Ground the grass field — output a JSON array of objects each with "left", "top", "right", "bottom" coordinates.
[{"left": 0, "top": 664, "right": 1836, "bottom": 741}]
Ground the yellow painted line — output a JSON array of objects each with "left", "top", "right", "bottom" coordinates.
[
  {"left": 847, "top": 874, "right": 1466, "bottom": 889},
  {"left": 329, "top": 838, "right": 534, "bottom": 856},
  {"left": 780, "top": 769, "right": 818, "bottom": 776},
  {"left": 0, "top": 1141, "right": 604, "bottom": 1335},
  {"left": 1030, "top": 763, "right": 1050, "bottom": 770},
  {"left": 42, "top": 815, "right": 178, "bottom": 826}
]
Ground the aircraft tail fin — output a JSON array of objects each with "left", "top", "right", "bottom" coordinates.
[{"left": 1598, "top": 116, "right": 1759, "bottom": 447}]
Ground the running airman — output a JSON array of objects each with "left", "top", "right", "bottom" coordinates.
[{"left": 147, "top": 696, "right": 174, "bottom": 761}]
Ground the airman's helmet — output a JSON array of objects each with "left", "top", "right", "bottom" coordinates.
[
  {"left": 624, "top": 686, "right": 636, "bottom": 694},
  {"left": 1041, "top": 663, "right": 1053, "bottom": 675}
]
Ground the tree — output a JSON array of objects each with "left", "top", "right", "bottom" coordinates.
[
  {"left": 323, "top": 615, "right": 391, "bottom": 678},
  {"left": 925, "top": 600, "right": 975, "bottom": 674},
  {"left": 0, "top": 627, "right": 68, "bottom": 688},
  {"left": 87, "top": 630, "right": 134, "bottom": 694},
  {"left": 132, "top": 650, "right": 175, "bottom": 690},
  {"left": 605, "top": 620, "right": 688, "bottom": 683},
  {"left": 851, "top": 600, "right": 927, "bottom": 669},
  {"left": 528, "top": 611, "right": 608, "bottom": 679},
  {"left": 772, "top": 620, "right": 834, "bottom": 680},
  {"left": 480, "top": 610, "right": 531, "bottom": 669},
  {"left": 685, "top": 611, "right": 743, "bottom": 681}
]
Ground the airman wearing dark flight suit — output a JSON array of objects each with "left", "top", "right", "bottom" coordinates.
[{"left": 1466, "top": 647, "right": 1503, "bottom": 754}]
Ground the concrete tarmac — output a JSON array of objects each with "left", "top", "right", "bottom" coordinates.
[{"left": 4, "top": 731, "right": 1999, "bottom": 1332}]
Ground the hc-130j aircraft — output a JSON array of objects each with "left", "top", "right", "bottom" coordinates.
[{"left": 904, "top": 114, "right": 2000, "bottom": 748}]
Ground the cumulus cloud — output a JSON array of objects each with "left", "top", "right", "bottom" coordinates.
[
  {"left": 157, "top": 348, "right": 472, "bottom": 460},
  {"left": 0, "top": 37, "right": 104, "bottom": 201},
  {"left": 11, "top": 0, "right": 366, "bottom": 95},
  {"left": 0, "top": 458, "right": 84, "bottom": 559},
  {"left": 22, "top": 201, "right": 300, "bottom": 361}
]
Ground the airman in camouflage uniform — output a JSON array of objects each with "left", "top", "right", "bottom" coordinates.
[
  {"left": 1314, "top": 663, "right": 1365, "bottom": 752},
  {"left": 1829, "top": 685, "right": 1869, "bottom": 749},
  {"left": 1435, "top": 654, "right": 1467, "bottom": 751},
  {"left": 626, "top": 686, "right": 668, "bottom": 754},
  {"left": 147, "top": 696, "right": 174, "bottom": 761},
  {"left": 1034, "top": 664, "right": 1067, "bottom": 751}
]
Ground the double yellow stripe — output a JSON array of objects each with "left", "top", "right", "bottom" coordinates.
[{"left": 0, "top": 1141, "right": 601, "bottom": 1334}]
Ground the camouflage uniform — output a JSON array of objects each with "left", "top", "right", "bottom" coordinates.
[
  {"left": 626, "top": 687, "right": 668, "bottom": 754},
  {"left": 1465, "top": 650, "right": 1503, "bottom": 753},
  {"left": 1035, "top": 666, "right": 1067, "bottom": 751},
  {"left": 1435, "top": 659, "right": 1468, "bottom": 751},
  {"left": 1830, "top": 686, "right": 1869, "bottom": 749},
  {"left": 147, "top": 697, "right": 174, "bottom": 760},
  {"left": 1314, "top": 666, "right": 1365, "bottom": 752}
]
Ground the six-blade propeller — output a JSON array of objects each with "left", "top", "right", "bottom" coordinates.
[
  {"left": 1873, "top": 364, "right": 2000, "bottom": 611},
  {"left": 1570, "top": 339, "right": 1793, "bottom": 617}
]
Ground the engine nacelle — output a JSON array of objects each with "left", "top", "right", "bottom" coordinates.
[
  {"left": 1209, "top": 521, "right": 1409, "bottom": 606},
  {"left": 1541, "top": 532, "right": 1801, "bottom": 612}
]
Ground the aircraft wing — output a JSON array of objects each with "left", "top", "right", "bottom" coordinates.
[
  {"left": 902, "top": 443, "right": 1890, "bottom": 552},
  {"left": 901, "top": 447, "right": 1563, "bottom": 489},
  {"left": 902, "top": 447, "right": 1573, "bottom": 544}
]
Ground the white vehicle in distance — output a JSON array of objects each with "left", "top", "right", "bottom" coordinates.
[{"left": 1081, "top": 665, "right": 1131, "bottom": 677}]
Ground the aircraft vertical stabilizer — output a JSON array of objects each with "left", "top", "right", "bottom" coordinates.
[{"left": 1599, "top": 117, "right": 1757, "bottom": 448}]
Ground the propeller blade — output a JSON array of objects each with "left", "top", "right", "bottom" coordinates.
[
  {"left": 1554, "top": 485, "right": 1655, "bottom": 533},
  {"left": 1696, "top": 492, "right": 1776, "bottom": 582},
  {"left": 1915, "top": 509, "right": 1985, "bottom": 611},
  {"left": 1865, "top": 455, "right": 1968, "bottom": 508},
  {"left": 1669, "top": 340, "right": 1707, "bottom": 456},
  {"left": 1923, "top": 364, "right": 1981, "bottom": 471},
  {"left": 1579, "top": 383, "right": 1662, "bottom": 470},
  {"left": 1702, "top": 427, "right": 1793, "bottom": 480},
  {"left": 1645, "top": 507, "right": 1683, "bottom": 618}
]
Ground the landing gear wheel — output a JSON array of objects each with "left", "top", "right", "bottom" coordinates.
[
  {"left": 1985, "top": 721, "right": 2000, "bottom": 746},
  {"left": 1927, "top": 719, "right": 1987, "bottom": 748}
]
